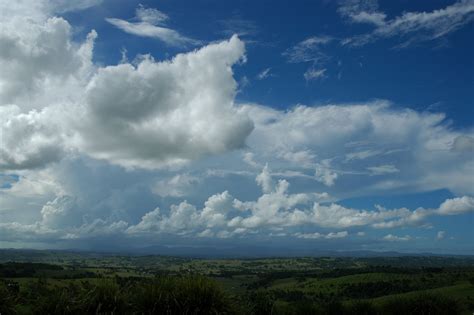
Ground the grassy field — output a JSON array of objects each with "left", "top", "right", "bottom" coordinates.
[{"left": 1, "top": 249, "right": 473, "bottom": 314}]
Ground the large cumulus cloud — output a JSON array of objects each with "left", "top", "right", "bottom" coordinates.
[
  {"left": 3, "top": 166, "right": 473, "bottom": 244},
  {"left": 0, "top": 0, "right": 253, "bottom": 170},
  {"left": 76, "top": 35, "right": 253, "bottom": 169},
  {"left": 241, "top": 102, "right": 474, "bottom": 196}
]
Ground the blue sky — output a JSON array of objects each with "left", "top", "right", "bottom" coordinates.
[{"left": 0, "top": 0, "right": 473, "bottom": 255}]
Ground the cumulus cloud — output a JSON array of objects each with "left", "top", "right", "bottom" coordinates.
[
  {"left": 1, "top": 2, "right": 253, "bottom": 171},
  {"left": 126, "top": 169, "right": 474, "bottom": 237},
  {"left": 76, "top": 35, "right": 253, "bottom": 169},
  {"left": 0, "top": 8, "right": 96, "bottom": 107},
  {"left": 1, "top": 0, "right": 474, "bottom": 249},
  {"left": 241, "top": 101, "right": 474, "bottom": 196},
  {"left": 255, "top": 164, "right": 273, "bottom": 193},
  {"left": 106, "top": 5, "right": 199, "bottom": 47},
  {"left": 0, "top": 106, "right": 66, "bottom": 170},
  {"left": 2, "top": 163, "right": 473, "bottom": 243},
  {"left": 437, "top": 196, "right": 474, "bottom": 215}
]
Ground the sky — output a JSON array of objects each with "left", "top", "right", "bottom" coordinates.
[{"left": 0, "top": 0, "right": 473, "bottom": 255}]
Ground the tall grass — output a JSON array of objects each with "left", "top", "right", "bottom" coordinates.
[{"left": 22, "top": 276, "right": 237, "bottom": 315}]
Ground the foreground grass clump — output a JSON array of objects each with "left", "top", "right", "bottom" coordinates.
[
  {"left": 131, "top": 276, "right": 238, "bottom": 314},
  {"left": 18, "top": 276, "right": 238, "bottom": 315}
]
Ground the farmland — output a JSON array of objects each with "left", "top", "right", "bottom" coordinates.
[{"left": 1, "top": 249, "right": 474, "bottom": 314}]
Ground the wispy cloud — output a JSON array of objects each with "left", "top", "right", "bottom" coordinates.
[
  {"left": 338, "top": 0, "right": 386, "bottom": 26},
  {"left": 284, "top": 1, "right": 474, "bottom": 81},
  {"left": 219, "top": 17, "right": 259, "bottom": 37},
  {"left": 283, "top": 36, "right": 334, "bottom": 81},
  {"left": 304, "top": 68, "right": 327, "bottom": 81},
  {"left": 256, "top": 67, "right": 272, "bottom": 80},
  {"left": 383, "top": 234, "right": 412, "bottom": 242},
  {"left": 367, "top": 164, "right": 400, "bottom": 176},
  {"left": 340, "top": 0, "right": 474, "bottom": 47},
  {"left": 283, "top": 36, "right": 333, "bottom": 63},
  {"left": 106, "top": 5, "right": 200, "bottom": 47}
]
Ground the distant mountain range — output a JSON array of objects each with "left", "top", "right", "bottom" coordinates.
[{"left": 1, "top": 246, "right": 473, "bottom": 259}]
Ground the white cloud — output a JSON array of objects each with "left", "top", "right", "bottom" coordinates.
[
  {"left": 283, "top": 36, "right": 333, "bottom": 63},
  {"left": 241, "top": 101, "right": 474, "bottom": 196},
  {"left": 135, "top": 4, "right": 169, "bottom": 25},
  {"left": 152, "top": 174, "right": 200, "bottom": 198},
  {"left": 383, "top": 234, "right": 412, "bottom": 242},
  {"left": 279, "top": 150, "right": 316, "bottom": 167},
  {"left": 1, "top": 0, "right": 474, "bottom": 248},
  {"left": 338, "top": 0, "right": 386, "bottom": 26},
  {"left": 75, "top": 35, "right": 253, "bottom": 169},
  {"left": 256, "top": 164, "right": 273, "bottom": 193},
  {"left": 0, "top": 106, "right": 65, "bottom": 170},
  {"left": 106, "top": 5, "right": 199, "bottom": 47},
  {"left": 367, "top": 164, "right": 399, "bottom": 176},
  {"left": 294, "top": 231, "right": 348, "bottom": 239},
  {"left": 1, "top": 33, "right": 254, "bottom": 170},
  {"left": 314, "top": 160, "right": 338, "bottom": 187},
  {"left": 40, "top": 195, "right": 78, "bottom": 229},
  {"left": 437, "top": 230, "right": 446, "bottom": 240},
  {"left": 341, "top": 0, "right": 474, "bottom": 47},
  {"left": 345, "top": 149, "right": 382, "bottom": 161},
  {"left": 47, "top": 0, "right": 102, "bottom": 13},
  {"left": 2, "top": 164, "right": 473, "bottom": 242},
  {"left": 257, "top": 68, "right": 272, "bottom": 80},
  {"left": 283, "top": 36, "right": 333, "bottom": 80},
  {"left": 437, "top": 196, "right": 474, "bottom": 215},
  {"left": 304, "top": 68, "right": 327, "bottom": 81},
  {"left": 0, "top": 13, "right": 96, "bottom": 108},
  {"left": 243, "top": 152, "right": 260, "bottom": 168},
  {"left": 452, "top": 135, "right": 474, "bottom": 152},
  {"left": 197, "top": 229, "right": 214, "bottom": 238}
]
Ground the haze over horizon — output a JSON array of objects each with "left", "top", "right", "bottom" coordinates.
[{"left": 0, "top": 0, "right": 473, "bottom": 255}]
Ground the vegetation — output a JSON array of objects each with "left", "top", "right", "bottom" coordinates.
[{"left": 0, "top": 250, "right": 473, "bottom": 314}]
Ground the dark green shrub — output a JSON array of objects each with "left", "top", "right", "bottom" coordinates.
[
  {"left": 379, "top": 293, "right": 460, "bottom": 315},
  {"left": 0, "top": 282, "right": 17, "bottom": 315}
]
